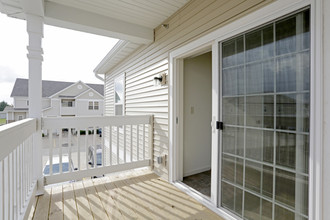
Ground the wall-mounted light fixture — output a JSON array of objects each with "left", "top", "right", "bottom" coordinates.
[{"left": 154, "top": 72, "right": 167, "bottom": 86}]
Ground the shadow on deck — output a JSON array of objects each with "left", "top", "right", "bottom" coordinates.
[{"left": 28, "top": 169, "right": 223, "bottom": 220}]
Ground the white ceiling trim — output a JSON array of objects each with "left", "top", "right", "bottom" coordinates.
[
  {"left": 20, "top": 0, "right": 44, "bottom": 16},
  {"left": 94, "top": 40, "right": 141, "bottom": 75},
  {"left": 44, "top": 2, "right": 153, "bottom": 44}
]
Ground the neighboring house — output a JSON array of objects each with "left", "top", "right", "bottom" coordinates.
[
  {"left": 0, "top": 112, "right": 6, "bottom": 119},
  {"left": 3, "top": 105, "right": 28, "bottom": 123},
  {"left": 4, "top": 78, "right": 104, "bottom": 122}
]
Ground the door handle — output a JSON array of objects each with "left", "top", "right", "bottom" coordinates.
[{"left": 216, "top": 121, "right": 223, "bottom": 130}]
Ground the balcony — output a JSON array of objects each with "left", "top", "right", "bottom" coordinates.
[
  {"left": 0, "top": 115, "right": 222, "bottom": 220},
  {"left": 29, "top": 169, "right": 221, "bottom": 220}
]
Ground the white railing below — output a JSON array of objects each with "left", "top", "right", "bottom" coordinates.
[
  {"left": 41, "top": 115, "right": 154, "bottom": 185},
  {"left": 0, "top": 118, "right": 38, "bottom": 220}
]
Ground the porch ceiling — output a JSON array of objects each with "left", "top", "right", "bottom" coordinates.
[{"left": 0, "top": 0, "right": 189, "bottom": 44}]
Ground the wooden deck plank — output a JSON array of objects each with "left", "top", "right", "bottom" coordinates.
[
  {"left": 92, "top": 177, "right": 124, "bottom": 220},
  {"left": 33, "top": 188, "right": 51, "bottom": 220},
  {"left": 83, "top": 179, "right": 109, "bottom": 220},
  {"left": 123, "top": 175, "right": 178, "bottom": 220},
  {"left": 115, "top": 177, "right": 158, "bottom": 220},
  {"left": 49, "top": 185, "right": 63, "bottom": 220},
  {"left": 136, "top": 174, "right": 197, "bottom": 219},
  {"left": 102, "top": 179, "right": 139, "bottom": 220},
  {"left": 137, "top": 173, "right": 223, "bottom": 219},
  {"left": 73, "top": 181, "right": 93, "bottom": 220},
  {"left": 32, "top": 170, "right": 223, "bottom": 220},
  {"left": 27, "top": 197, "right": 38, "bottom": 220},
  {"left": 63, "top": 183, "right": 78, "bottom": 220}
]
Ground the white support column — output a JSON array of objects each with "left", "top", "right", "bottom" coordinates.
[{"left": 26, "top": 14, "right": 44, "bottom": 195}]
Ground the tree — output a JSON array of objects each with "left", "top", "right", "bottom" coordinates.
[{"left": 0, "top": 101, "right": 8, "bottom": 111}]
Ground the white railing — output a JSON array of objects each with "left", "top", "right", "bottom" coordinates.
[
  {"left": 0, "top": 118, "right": 38, "bottom": 220},
  {"left": 41, "top": 115, "right": 154, "bottom": 185}
]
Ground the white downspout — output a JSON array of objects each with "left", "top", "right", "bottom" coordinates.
[{"left": 94, "top": 72, "right": 105, "bottom": 82}]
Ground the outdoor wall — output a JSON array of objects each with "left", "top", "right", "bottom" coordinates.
[
  {"left": 183, "top": 52, "right": 212, "bottom": 177},
  {"left": 14, "top": 97, "right": 28, "bottom": 108},
  {"left": 43, "top": 99, "right": 60, "bottom": 117},
  {"left": 42, "top": 98, "right": 51, "bottom": 109},
  {"left": 76, "top": 100, "right": 104, "bottom": 116},
  {"left": 77, "top": 90, "right": 103, "bottom": 100},
  {"left": 104, "top": 0, "right": 272, "bottom": 180},
  {"left": 14, "top": 112, "right": 27, "bottom": 121},
  {"left": 53, "top": 82, "right": 89, "bottom": 98},
  {"left": 6, "top": 112, "right": 14, "bottom": 121}
]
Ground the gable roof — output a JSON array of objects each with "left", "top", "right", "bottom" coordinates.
[
  {"left": 86, "top": 83, "right": 104, "bottom": 96},
  {"left": 11, "top": 78, "right": 104, "bottom": 97}
]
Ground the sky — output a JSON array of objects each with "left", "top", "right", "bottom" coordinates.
[{"left": 0, "top": 13, "right": 118, "bottom": 105}]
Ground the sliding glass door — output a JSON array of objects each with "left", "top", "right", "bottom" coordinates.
[{"left": 220, "top": 9, "right": 310, "bottom": 220}]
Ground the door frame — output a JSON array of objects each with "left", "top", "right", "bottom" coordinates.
[
  {"left": 169, "top": 0, "right": 322, "bottom": 219},
  {"left": 169, "top": 41, "right": 221, "bottom": 207}
]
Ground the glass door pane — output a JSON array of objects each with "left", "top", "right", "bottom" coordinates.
[{"left": 220, "top": 9, "right": 310, "bottom": 220}]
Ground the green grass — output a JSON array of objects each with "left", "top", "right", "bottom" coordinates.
[{"left": 0, "top": 118, "right": 6, "bottom": 125}]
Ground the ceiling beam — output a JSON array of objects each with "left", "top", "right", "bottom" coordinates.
[
  {"left": 44, "top": 2, "right": 153, "bottom": 44},
  {"left": 20, "top": 0, "right": 44, "bottom": 16}
]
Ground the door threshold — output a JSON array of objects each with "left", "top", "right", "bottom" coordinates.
[{"left": 172, "top": 181, "right": 238, "bottom": 220}]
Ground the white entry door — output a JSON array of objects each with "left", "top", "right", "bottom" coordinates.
[{"left": 219, "top": 9, "right": 310, "bottom": 220}]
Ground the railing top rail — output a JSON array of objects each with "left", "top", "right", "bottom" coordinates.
[
  {"left": 0, "top": 118, "right": 37, "bottom": 161},
  {"left": 41, "top": 115, "right": 153, "bottom": 129}
]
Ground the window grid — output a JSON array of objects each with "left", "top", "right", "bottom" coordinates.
[
  {"left": 220, "top": 10, "right": 310, "bottom": 220},
  {"left": 114, "top": 74, "right": 125, "bottom": 116}
]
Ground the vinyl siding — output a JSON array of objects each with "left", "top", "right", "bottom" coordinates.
[{"left": 104, "top": 0, "right": 272, "bottom": 180}]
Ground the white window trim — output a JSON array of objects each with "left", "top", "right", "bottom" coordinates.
[
  {"left": 88, "top": 101, "right": 99, "bottom": 110},
  {"left": 94, "top": 101, "right": 99, "bottom": 110},
  {"left": 169, "top": 0, "right": 322, "bottom": 220},
  {"left": 114, "top": 73, "right": 125, "bottom": 116}
]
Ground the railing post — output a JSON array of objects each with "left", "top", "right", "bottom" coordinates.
[
  {"left": 26, "top": 14, "right": 44, "bottom": 195},
  {"left": 148, "top": 115, "right": 154, "bottom": 169}
]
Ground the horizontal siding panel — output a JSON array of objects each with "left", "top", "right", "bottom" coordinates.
[
  {"left": 126, "top": 94, "right": 168, "bottom": 104},
  {"left": 126, "top": 89, "right": 168, "bottom": 100},
  {"left": 126, "top": 59, "right": 169, "bottom": 81},
  {"left": 154, "top": 124, "right": 168, "bottom": 132},
  {"left": 126, "top": 81, "right": 154, "bottom": 93},
  {"left": 154, "top": 118, "right": 169, "bottom": 125},
  {"left": 126, "top": 86, "right": 168, "bottom": 97},
  {"left": 126, "top": 63, "right": 168, "bottom": 85},
  {"left": 154, "top": 134, "right": 169, "bottom": 143},
  {"left": 126, "top": 101, "right": 168, "bottom": 108},
  {"left": 104, "top": 0, "right": 271, "bottom": 179},
  {"left": 126, "top": 72, "right": 167, "bottom": 90},
  {"left": 125, "top": 107, "right": 168, "bottom": 113}
]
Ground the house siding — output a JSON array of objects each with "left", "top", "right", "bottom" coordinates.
[
  {"left": 14, "top": 97, "right": 28, "bottom": 109},
  {"left": 76, "top": 100, "right": 104, "bottom": 116},
  {"left": 104, "top": 0, "right": 272, "bottom": 179},
  {"left": 53, "top": 82, "right": 89, "bottom": 98}
]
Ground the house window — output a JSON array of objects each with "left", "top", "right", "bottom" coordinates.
[
  {"left": 88, "top": 101, "right": 99, "bottom": 110},
  {"left": 18, "top": 115, "right": 23, "bottom": 120},
  {"left": 220, "top": 10, "right": 310, "bottom": 219},
  {"left": 27, "top": 100, "right": 29, "bottom": 106},
  {"left": 88, "top": 101, "right": 93, "bottom": 110},
  {"left": 61, "top": 99, "right": 75, "bottom": 107},
  {"left": 94, "top": 101, "right": 99, "bottom": 110},
  {"left": 114, "top": 75, "right": 124, "bottom": 116}
]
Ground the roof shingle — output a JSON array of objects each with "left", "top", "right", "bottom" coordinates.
[{"left": 10, "top": 78, "right": 104, "bottom": 97}]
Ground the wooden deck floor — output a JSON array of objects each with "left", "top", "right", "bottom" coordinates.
[{"left": 28, "top": 169, "right": 223, "bottom": 220}]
